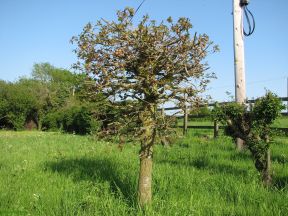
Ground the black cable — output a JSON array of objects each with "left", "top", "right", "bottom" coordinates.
[
  {"left": 243, "top": 6, "right": 255, "bottom": 36},
  {"left": 130, "top": 0, "right": 146, "bottom": 22},
  {"left": 135, "top": 0, "right": 146, "bottom": 16}
]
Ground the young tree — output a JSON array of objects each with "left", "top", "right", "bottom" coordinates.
[
  {"left": 213, "top": 92, "right": 284, "bottom": 185},
  {"left": 72, "top": 7, "right": 217, "bottom": 206}
]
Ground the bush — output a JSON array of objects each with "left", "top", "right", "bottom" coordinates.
[
  {"left": 62, "top": 106, "right": 87, "bottom": 134},
  {"left": 45, "top": 105, "right": 101, "bottom": 135},
  {"left": 213, "top": 92, "right": 284, "bottom": 185},
  {"left": 42, "top": 112, "right": 63, "bottom": 131}
]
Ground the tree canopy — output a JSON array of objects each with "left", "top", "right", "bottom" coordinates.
[
  {"left": 72, "top": 7, "right": 218, "bottom": 206},
  {"left": 72, "top": 7, "right": 218, "bottom": 109}
]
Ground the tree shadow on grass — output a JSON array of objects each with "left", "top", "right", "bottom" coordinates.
[
  {"left": 271, "top": 154, "right": 288, "bottom": 164},
  {"left": 157, "top": 157, "right": 248, "bottom": 178},
  {"left": 190, "top": 157, "right": 249, "bottom": 177},
  {"left": 44, "top": 158, "right": 137, "bottom": 207},
  {"left": 273, "top": 176, "right": 288, "bottom": 190},
  {"left": 229, "top": 151, "right": 251, "bottom": 161}
]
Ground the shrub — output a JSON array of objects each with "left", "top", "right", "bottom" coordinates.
[
  {"left": 213, "top": 92, "right": 284, "bottom": 185},
  {"left": 62, "top": 105, "right": 100, "bottom": 135},
  {"left": 42, "top": 105, "right": 100, "bottom": 135},
  {"left": 42, "top": 112, "right": 63, "bottom": 131}
]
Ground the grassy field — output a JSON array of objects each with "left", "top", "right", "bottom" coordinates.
[
  {"left": 1, "top": 130, "right": 288, "bottom": 215},
  {"left": 272, "top": 116, "right": 288, "bottom": 128}
]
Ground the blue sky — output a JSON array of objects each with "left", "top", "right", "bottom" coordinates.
[{"left": 0, "top": 0, "right": 287, "bottom": 101}]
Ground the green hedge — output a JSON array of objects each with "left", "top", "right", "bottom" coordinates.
[{"left": 42, "top": 105, "right": 100, "bottom": 135}]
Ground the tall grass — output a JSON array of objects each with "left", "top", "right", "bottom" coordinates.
[{"left": 0, "top": 130, "right": 288, "bottom": 215}]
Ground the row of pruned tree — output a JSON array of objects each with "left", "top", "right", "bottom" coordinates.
[
  {"left": 1, "top": 7, "right": 283, "bottom": 208},
  {"left": 71, "top": 7, "right": 284, "bottom": 206}
]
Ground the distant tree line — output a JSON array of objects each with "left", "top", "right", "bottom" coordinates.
[
  {"left": 0, "top": 63, "right": 116, "bottom": 134},
  {"left": 0, "top": 62, "right": 176, "bottom": 138}
]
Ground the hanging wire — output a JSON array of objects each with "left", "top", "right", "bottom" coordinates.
[
  {"left": 242, "top": 5, "right": 255, "bottom": 36},
  {"left": 130, "top": 0, "right": 146, "bottom": 22}
]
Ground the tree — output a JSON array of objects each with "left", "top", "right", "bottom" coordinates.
[
  {"left": 0, "top": 80, "right": 11, "bottom": 128},
  {"left": 0, "top": 63, "right": 85, "bottom": 131},
  {"left": 213, "top": 92, "right": 284, "bottom": 185},
  {"left": 32, "top": 62, "right": 76, "bottom": 84},
  {"left": 72, "top": 7, "right": 217, "bottom": 206},
  {"left": 15, "top": 78, "right": 49, "bottom": 130},
  {"left": 31, "top": 63, "right": 82, "bottom": 129},
  {"left": 0, "top": 80, "right": 37, "bottom": 130}
]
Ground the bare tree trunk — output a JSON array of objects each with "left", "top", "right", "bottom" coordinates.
[
  {"left": 138, "top": 108, "right": 156, "bottom": 206},
  {"left": 138, "top": 148, "right": 153, "bottom": 206},
  {"left": 262, "top": 136, "right": 272, "bottom": 186},
  {"left": 262, "top": 149, "right": 272, "bottom": 186},
  {"left": 183, "top": 93, "right": 188, "bottom": 136},
  {"left": 236, "top": 138, "right": 245, "bottom": 150}
]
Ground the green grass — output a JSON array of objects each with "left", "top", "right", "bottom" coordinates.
[
  {"left": 1, "top": 130, "right": 288, "bottom": 215},
  {"left": 272, "top": 116, "right": 288, "bottom": 128}
]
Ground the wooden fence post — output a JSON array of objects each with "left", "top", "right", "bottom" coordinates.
[
  {"left": 183, "top": 108, "right": 188, "bottom": 135},
  {"left": 183, "top": 93, "right": 188, "bottom": 136},
  {"left": 214, "top": 120, "right": 219, "bottom": 138}
]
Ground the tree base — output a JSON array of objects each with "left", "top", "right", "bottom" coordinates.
[
  {"left": 138, "top": 156, "right": 153, "bottom": 207},
  {"left": 236, "top": 138, "right": 245, "bottom": 151}
]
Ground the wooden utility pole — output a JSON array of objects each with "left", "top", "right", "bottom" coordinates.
[
  {"left": 214, "top": 120, "right": 219, "bottom": 138},
  {"left": 233, "top": 0, "right": 246, "bottom": 150}
]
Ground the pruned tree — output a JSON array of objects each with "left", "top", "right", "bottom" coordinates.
[
  {"left": 72, "top": 7, "right": 218, "bottom": 206},
  {"left": 213, "top": 92, "right": 284, "bottom": 186}
]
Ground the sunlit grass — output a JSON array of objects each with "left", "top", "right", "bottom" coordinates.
[
  {"left": 272, "top": 116, "right": 288, "bottom": 128},
  {"left": 0, "top": 130, "right": 288, "bottom": 215}
]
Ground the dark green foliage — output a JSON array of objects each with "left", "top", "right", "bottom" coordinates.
[
  {"left": 0, "top": 63, "right": 93, "bottom": 131},
  {"left": 213, "top": 92, "right": 284, "bottom": 184},
  {"left": 62, "top": 105, "right": 100, "bottom": 135},
  {"left": 0, "top": 81, "right": 38, "bottom": 130},
  {"left": 31, "top": 63, "right": 77, "bottom": 112},
  {"left": 253, "top": 92, "right": 285, "bottom": 126},
  {"left": 0, "top": 62, "right": 121, "bottom": 135},
  {"left": 41, "top": 103, "right": 102, "bottom": 135},
  {"left": 42, "top": 112, "right": 63, "bottom": 131}
]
